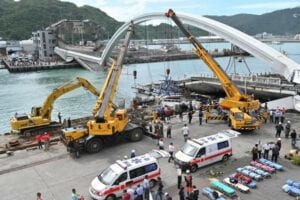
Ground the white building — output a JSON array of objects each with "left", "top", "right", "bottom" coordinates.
[
  {"left": 32, "top": 30, "right": 56, "bottom": 61},
  {"left": 294, "top": 34, "right": 300, "bottom": 40},
  {"left": 20, "top": 39, "right": 34, "bottom": 54}
]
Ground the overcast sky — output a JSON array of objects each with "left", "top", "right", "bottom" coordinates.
[{"left": 61, "top": 0, "right": 300, "bottom": 21}]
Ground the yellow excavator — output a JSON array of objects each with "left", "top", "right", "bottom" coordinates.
[
  {"left": 10, "top": 77, "right": 99, "bottom": 136},
  {"left": 61, "top": 22, "right": 146, "bottom": 154},
  {"left": 166, "top": 9, "right": 262, "bottom": 130}
]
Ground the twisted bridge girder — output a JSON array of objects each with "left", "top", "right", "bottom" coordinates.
[{"left": 100, "top": 12, "right": 300, "bottom": 84}]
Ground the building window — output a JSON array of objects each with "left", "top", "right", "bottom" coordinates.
[{"left": 42, "top": 32, "right": 46, "bottom": 43}]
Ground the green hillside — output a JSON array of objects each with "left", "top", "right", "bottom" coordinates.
[
  {"left": 208, "top": 7, "right": 300, "bottom": 35},
  {"left": 0, "top": 0, "right": 121, "bottom": 40},
  {"left": 0, "top": 0, "right": 299, "bottom": 40}
]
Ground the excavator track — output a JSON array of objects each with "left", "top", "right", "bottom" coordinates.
[{"left": 22, "top": 122, "right": 61, "bottom": 137}]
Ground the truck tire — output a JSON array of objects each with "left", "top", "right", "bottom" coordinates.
[
  {"left": 105, "top": 194, "right": 116, "bottom": 200},
  {"left": 129, "top": 128, "right": 143, "bottom": 142},
  {"left": 222, "top": 154, "right": 229, "bottom": 162},
  {"left": 86, "top": 137, "right": 103, "bottom": 154},
  {"left": 190, "top": 164, "right": 198, "bottom": 173}
]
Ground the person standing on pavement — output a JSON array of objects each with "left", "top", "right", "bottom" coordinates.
[
  {"left": 68, "top": 117, "right": 72, "bottom": 128},
  {"left": 269, "top": 110, "right": 274, "bottom": 123},
  {"left": 131, "top": 149, "right": 136, "bottom": 158},
  {"left": 158, "top": 138, "right": 164, "bottom": 150},
  {"left": 257, "top": 141, "right": 262, "bottom": 159},
  {"left": 291, "top": 129, "right": 297, "bottom": 149},
  {"left": 177, "top": 168, "right": 182, "bottom": 189},
  {"left": 271, "top": 143, "right": 280, "bottom": 163},
  {"left": 179, "top": 186, "right": 185, "bottom": 200},
  {"left": 184, "top": 170, "right": 193, "bottom": 197},
  {"left": 167, "top": 124, "right": 172, "bottom": 138},
  {"left": 188, "top": 111, "right": 193, "bottom": 124},
  {"left": 198, "top": 109, "right": 203, "bottom": 125},
  {"left": 122, "top": 190, "right": 131, "bottom": 200},
  {"left": 285, "top": 121, "right": 291, "bottom": 138},
  {"left": 159, "top": 122, "right": 164, "bottom": 138},
  {"left": 58, "top": 112, "right": 62, "bottom": 124},
  {"left": 127, "top": 186, "right": 135, "bottom": 200},
  {"left": 168, "top": 142, "right": 175, "bottom": 163},
  {"left": 42, "top": 132, "right": 50, "bottom": 151},
  {"left": 251, "top": 144, "right": 259, "bottom": 161},
  {"left": 192, "top": 185, "right": 199, "bottom": 200},
  {"left": 276, "top": 138, "right": 282, "bottom": 152},
  {"left": 37, "top": 192, "right": 43, "bottom": 200},
  {"left": 136, "top": 184, "right": 144, "bottom": 200},
  {"left": 143, "top": 175, "right": 150, "bottom": 200},
  {"left": 274, "top": 108, "right": 280, "bottom": 124},
  {"left": 263, "top": 142, "right": 270, "bottom": 160},
  {"left": 35, "top": 134, "right": 43, "bottom": 149},
  {"left": 182, "top": 124, "right": 189, "bottom": 142},
  {"left": 275, "top": 122, "right": 283, "bottom": 138},
  {"left": 71, "top": 188, "right": 79, "bottom": 200},
  {"left": 155, "top": 177, "right": 164, "bottom": 200}
]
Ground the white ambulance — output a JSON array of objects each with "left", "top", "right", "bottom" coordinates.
[
  {"left": 89, "top": 150, "right": 169, "bottom": 200},
  {"left": 175, "top": 129, "right": 240, "bottom": 172}
]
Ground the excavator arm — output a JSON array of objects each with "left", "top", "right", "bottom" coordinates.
[
  {"left": 10, "top": 77, "right": 99, "bottom": 134},
  {"left": 39, "top": 77, "right": 100, "bottom": 120},
  {"left": 165, "top": 9, "right": 260, "bottom": 110}
]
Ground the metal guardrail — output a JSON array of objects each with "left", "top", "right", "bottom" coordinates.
[{"left": 192, "top": 73, "right": 282, "bottom": 86}]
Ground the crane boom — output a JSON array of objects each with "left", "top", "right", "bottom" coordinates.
[
  {"left": 165, "top": 9, "right": 260, "bottom": 111},
  {"left": 61, "top": 22, "right": 146, "bottom": 154},
  {"left": 92, "top": 22, "right": 134, "bottom": 120}
]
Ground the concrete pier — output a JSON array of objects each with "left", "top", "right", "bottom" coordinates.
[
  {"left": 181, "top": 74, "right": 300, "bottom": 101},
  {"left": 2, "top": 59, "right": 80, "bottom": 73}
]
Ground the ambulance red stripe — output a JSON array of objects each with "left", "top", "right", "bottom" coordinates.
[
  {"left": 189, "top": 149, "right": 232, "bottom": 166},
  {"left": 102, "top": 171, "right": 160, "bottom": 195}
]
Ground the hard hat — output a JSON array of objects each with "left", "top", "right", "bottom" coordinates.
[
  {"left": 164, "top": 193, "right": 169, "bottom": 196},
  {"left": 186, "top": 169, "right": 190, "bottom": 174},
  {"left": 278, "top": 138, "right": 281, "bottom": 141},
  {"left": 288, "top": 121, "right": 291, "bottom": 123},
  {"left": 279, "top": 122, "right": 282, "bottom": 124},
  {"left": 124, "top": 155, "right": 128, "bottom": 159},
  {"left": 131, "top": 149, "right": 135, "bottom": 153}
]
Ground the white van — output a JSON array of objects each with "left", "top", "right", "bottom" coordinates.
[
  {"left": 89, "top": 150, "right": 169, "bottom": 200},
  {"left": 175, "top": 130, "right": 240, "bottom": 172}
]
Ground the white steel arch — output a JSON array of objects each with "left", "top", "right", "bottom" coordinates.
[{"left": 100, "top": 12, "right": 300, "bottom": 84}]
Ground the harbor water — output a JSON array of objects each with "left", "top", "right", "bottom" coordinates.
[{"left": 1, "top": 42, "right": 300, "bottom": 134}]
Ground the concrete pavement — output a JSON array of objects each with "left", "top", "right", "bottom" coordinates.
[{"left": 0, "top": 112, "right": 300, "bottom": 200}]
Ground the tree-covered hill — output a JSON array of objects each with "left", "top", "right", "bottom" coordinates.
[
  {"left": 208, "top": 7, "right": 300, "bottom": 35},
  {"left": 0, "top": 0, "right": 299, "bottom": 40},
  {"left": 0, "top": 0, "right": 121, "bottom": 40}
]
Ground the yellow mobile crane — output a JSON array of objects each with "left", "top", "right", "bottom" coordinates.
[
  {"left": 10, "top": 77, "right": 99, "bottom": 136},
  {"left": 61, "top": 22, "right": 145, "bottom": 154},
  {"left": 166, "top": 9, "right": 261, "bottom": 130}
]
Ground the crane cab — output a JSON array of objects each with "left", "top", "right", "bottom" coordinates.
[
  {"left": 31, "top": 106, "right": 42, "bottom": 117},
  {"left": 229, "top": 108, "right": 261, "bottom": 131},
  {"left": 87, "top": 109, "right": 129, "bottom": 136}
]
